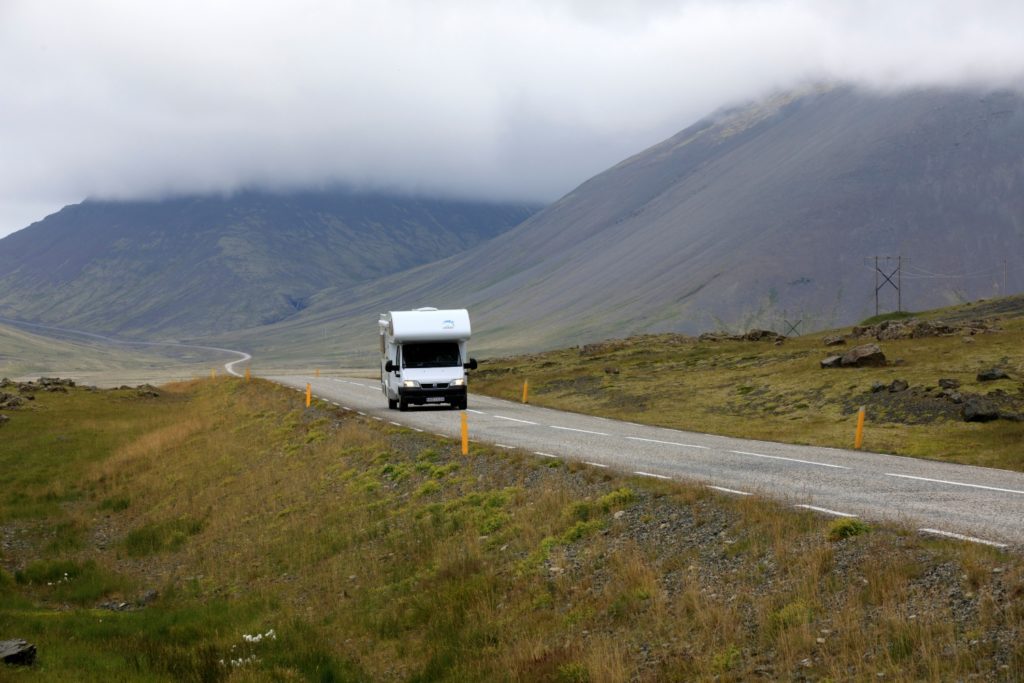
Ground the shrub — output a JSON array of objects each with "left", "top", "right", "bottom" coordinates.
[{"left": 828, "top": 517, "right": 870, "bottom": 542}]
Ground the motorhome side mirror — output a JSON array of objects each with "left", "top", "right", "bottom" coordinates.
[
  {"left": 464, "top": 358, "right": 478, "bottom": 371},
  {"left": 384, "top": 360, "right": 396, "bottom": 373}
]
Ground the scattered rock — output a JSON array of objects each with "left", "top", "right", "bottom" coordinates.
[
  {"left": 871, "top": 381, "right": 886, "bottom": 393},
  {"left": 138, "top": 589, "right": 159, "bottom": 606},
  {"left": 38, "top": 377, "right": 75, "bottom": 388},
  {"left": 822, "top": 335, "right": 846, "bottom": 346},
  {"left": 0, "top": 414, "right": 9, "bottom": 427},
  {"left": 0, "top": 639, "right": 36, "bottom": 666},
  {"left": 0, "top": 377, "right": 12, "bottom": 387},
  {"left": 977, "top": 368, "right": 1010, "bottom": 382},
  {"left": 741, "top": 329, "right": 786, "bottom": 343},
  {"left": 603, "top": 367, "right": 619, "bottom": 375},
  {"left": 820, "top": 355, "right": 843, "bottom": 369},
  {"left": 888, "top": 379, "right": 909, "bottom": 393},
  {"left": 962, "top": 397, "right": 1000, "bottom": 422},
  {"left": 0, "top": 393, "right": 24, "bottom": 409},
  {"left": 840, "top": 344, "right": 886, "bottom": 368},
  {"left": 938, "top": 378, "right": 960, "bottom": 390}
]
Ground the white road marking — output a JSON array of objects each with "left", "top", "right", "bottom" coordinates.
[
  {"left": 584, "top": 461, "right": 608, "bottom": 468},
  {"left": 434, "top": 433, "right": 447, "bottom": 438},
  {"left": 495, "top": 444, "right": 514, "bottom": 449},
  {"left": 550, "top": 425, "right": 609, "bottom": 436},
  {"left": 886, "top": 473, "right": 1024, "bottom": 496},
  {"left": 535, "top": 452, "right": 558, "bottom": 458},
  {"left": 708, "top": 485, "right": 751, "bottom": 496},
  {"left": 342, "top": 406, "right": 351, "bottom": 411},
  {"left": 634, "top": 471, "right": 671, "bottom": 480},
  {"left": 372, "top": 417, "right": 383, "bottom": 422},
  {"left": 357, "top": 411, "right": 366, "bottom": 416},
  {"left": 626, "top": 436, "right": 709, "bottom": 450},
  {"left": 919, "top": 528, "right": 1008, "bottom": 549},
  {"left": 493, "top": 415, "right": 539, "bottom": 425},
  {"left": 389, "top": 421, "right": 401, "bottom": 426},
  {"left": 795, "top": 504, "right": 857, "bottom": 517},
  {"left": 413, "top": 428, "right": 424, "bottom": 433},
  {"left": 729, "top": 450, "right": 849, "bottom": 470},
  {"left": 467, "top": 409, "right": 486, "bottom": 414}
]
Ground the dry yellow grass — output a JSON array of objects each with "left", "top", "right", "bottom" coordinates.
[{"left": 2, "top": 378, "right": 1022, "bottom": 680}]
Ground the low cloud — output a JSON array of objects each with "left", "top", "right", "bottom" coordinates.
[{"left": 2, "top": 0, "right": 1023, "bottom": 236}]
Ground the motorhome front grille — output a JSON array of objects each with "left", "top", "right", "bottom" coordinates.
[{"left": 420, "top": 383, "right": 449, "bottom": 389}]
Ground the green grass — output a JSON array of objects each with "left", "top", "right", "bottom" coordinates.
[
  {"left": 1, "top": 378, "right": 1023, "bottom": 680},
  {"left": 472, "top": 295, "right": 1024, "bottom": 471}
]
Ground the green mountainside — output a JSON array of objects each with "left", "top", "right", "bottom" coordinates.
[{"left": 0, "top": 190, "right": 537, "bottom": 338}]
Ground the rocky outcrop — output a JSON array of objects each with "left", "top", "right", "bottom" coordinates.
[
  {"left": 0, "top": 639, "right": 36, "bottom": 666},
  {"left": 977, "top": 368, "right": 1010, "bottom": 382},
  {"left": 851, "top": 318, "right": 998, "bottom": 341},
  {"left": 962, "top": 397, "right": 1000, "bottom": 422}
]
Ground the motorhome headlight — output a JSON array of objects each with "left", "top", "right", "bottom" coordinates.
[
  {"left": 451, "top": 378, "right": 466, "bottom": 386},
  {"left": 402, "top": 380, "right": 420, "bottom": 388}
]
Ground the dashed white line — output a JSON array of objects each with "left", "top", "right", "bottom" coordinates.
[
  {"left": 495, "top": 444, "right": 514, "bottom": 450},
  {"left": 708, "top": 485, "right": 751, "bottom": 496},
  {"left": 389, "top": 421, "right": 402, "bottom": 426},
  {"left": 434, "top": 433, "right": 447, "bottom": 438},
  {"left": 919, "top": 528, "right": 1008, "bottom": 549},
  {"left": 634, "top": 471, "right": 671, "bottom": 480},
  {"left": 493, "top": 415, "right": 539, "bottom": 425},
  {"left": 550, "top": 425, "right": 609, "bottom": 436},
  {"left": 584, "top": 461, "right": 608, "bottom": 468},
  {"left": 467, "top": 409, "right": 486, "bottom": 415},
  {"left": 729, "top": 450, "right": 849, "bottom": 470},
  {"left": 886, "top": 473, "right": 1024, "bottom": 496},
  {"left": 626, "top": 436, "right": 709, "bottom": 450},
  {"left": 535, "top": 452, "right": 558, "bottom": 458},
  {"left": 795, "top": 504, "right": 857, "bottom": 517},
  {"left": 356, "top": 411, "right": 366, "bottom": 416},
  {"left": 372, "top": 417, "right": 383, "bottom": 422},
  {"left": 412, "top": 428, "right": 424, "bottom": 433}
]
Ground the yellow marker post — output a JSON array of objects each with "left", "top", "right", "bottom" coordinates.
[
  {"left": 854, "top": 406, "right": 866, "bottom": 449},
  {"left": 522, "top": 379, "right": 529, "bottom": 404},
  {"left": 244, "top": 367, "right": 251, "bottom": 382},
  {"left": 461, "top": 412, "right": 469, "bottom": 455},
  {"left": 305, "top": 383, "right": 312, "bottom": 408},
  {"left": 211, "top": 368, "right": 216, "bottom": 380},
  {"left": 315, "top": 368, "right": 320, "bottom": 378}
]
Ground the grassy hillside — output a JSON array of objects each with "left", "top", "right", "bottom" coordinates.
[
  {"left": 0, "top": 190, "right": 537, "bottom": 338},
  {"left": 1, "top": 379, "right": 1022, "bottom": 680},
  {"left": 0, "top": 322, "right": 217, "bottom": 383},
  {"left": 472, "top": 296, "right": 1024, "bottom": 472}
]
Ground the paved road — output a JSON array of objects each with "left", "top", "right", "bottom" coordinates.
[{"left": 269, "top": 374, "right": 1024, "bottom": 550}]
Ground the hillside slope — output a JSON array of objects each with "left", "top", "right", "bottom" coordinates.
[
  {"left": 226, "top": 85, "right": 1024, "bottom": 364},
  {"left": 0, "top": 189, "right": 537, "bottom": 337}
]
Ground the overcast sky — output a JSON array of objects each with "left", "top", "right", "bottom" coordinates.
[{"left": 2, "top": 0, "right": 1023, "bottom": 238}]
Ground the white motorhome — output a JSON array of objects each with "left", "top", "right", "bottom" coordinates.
[{"left": 378, "top": 308, "right": 478, "bottom": 411}]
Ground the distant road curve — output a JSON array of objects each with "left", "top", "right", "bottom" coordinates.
[{"left": 0, "top": 316, "right": 251, "bottom": 377}]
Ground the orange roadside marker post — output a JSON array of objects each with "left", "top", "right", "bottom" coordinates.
[
  {"left": 522, "top": 379, "right": 529, "bottom": 404},
  {"left": 211, "top": 368, "right": 216, "bottom": 380},
  {"left": 244, "top": 367, "right": 251, "bottom": 381},
  {"left": 306, "top": 383, "right": 312, "bottom": 408},
  {"left": 854, "top": 406, "right": 866, "bottom": 449},
  {"left": 461, "top": 412, "right": 469, "bottom": 455}
]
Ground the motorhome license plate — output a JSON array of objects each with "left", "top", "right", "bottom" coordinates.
[{"left": 426, "top": 397, "right": 444, "bottom": 403}]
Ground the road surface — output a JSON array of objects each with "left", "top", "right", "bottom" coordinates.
[{"left": 267, "top": 373, "right": 1024, "bottom": 550}]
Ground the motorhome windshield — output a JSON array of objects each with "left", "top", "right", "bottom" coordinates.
[{"left": 402, "top": 342, "right": 461, "bottom": 368}]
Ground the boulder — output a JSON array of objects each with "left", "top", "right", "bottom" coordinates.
[
  {"left": 0, "top": 639, "right": 36, "bottom": 666},
  {"left": 870, "top": 381, "right": 886, "bottom": 393},
  {"left": 888, "top": 379, "right": 909, "bottom": 393},
  {"left": 840, "top": 344, "right": 887, "bottom": 367},
  {"left": 820, "top": 355, "right": 843, "bottom": 369},
  {"left": 977, "top": 368, "right": 1010, "bottom": 382},
  {"left": 962, "top": 398, "right": 1000, "bottom": 422},
  {"left": 0, "top": 414, "right": 9, "bottom": 427},
  {"left": 741, "top": 329, "right": 785, "bottom": 342},
  {"left": 0, "top": 393, "right": 24, "bottom": 409},
  {"left": 822, "top": 335, "right": 846, "bottom": 346},
  {"left": 938, "top": 378, "right": 960, "bottom": 390}
]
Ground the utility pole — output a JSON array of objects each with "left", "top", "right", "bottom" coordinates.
[{"left": 867, "top": 255, "right": 906, "bottom": 316}]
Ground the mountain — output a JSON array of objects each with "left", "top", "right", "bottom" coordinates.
[
  {"left": 222, "top": 85, "right": 1024, "bottom": 365},
  {"left": 0, "top": 190, "right": 538, "bottom": 338}
]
